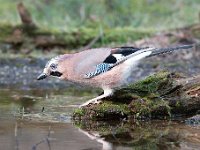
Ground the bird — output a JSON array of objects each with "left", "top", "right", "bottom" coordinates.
[{"left": 37, "top": 44, "right": 193, "bottom": 107}]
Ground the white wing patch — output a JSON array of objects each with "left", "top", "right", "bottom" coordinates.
[
  {"left": 112, "top": 54, "right": 124, "bottom": 61},
  {"left": 122, "top": 50, "right": 152, "bottom": 83}
]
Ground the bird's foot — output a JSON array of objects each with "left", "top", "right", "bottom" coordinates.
[{"left": 79, "top": 99, "right": 102, "bottom": 108}]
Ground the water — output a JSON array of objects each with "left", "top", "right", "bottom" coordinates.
[
  {"left": 0, "top": 55, "right": 200, "bottom": 150},
  {"left": 0, "top": 88, "right": 199, "bottom": 150}
]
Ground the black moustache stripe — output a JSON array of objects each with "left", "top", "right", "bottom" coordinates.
[{"left": 50, "top": 71, "right": 62, "bottom": 77}]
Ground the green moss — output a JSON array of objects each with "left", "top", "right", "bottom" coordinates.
[
  {"left": 73, "top": 71, "right": 175, "bottom": 120},
  {"left": 61, "top": 27, "right": 153, "bottom": 48},
  {"left": 0, "top": 24, "right": 153, "bottom": 50},
  {"left": 95, "top": 102, "right": 131, "bottom": 115},
  {"left": 191, "top": 26, "right": 200, "bottom": 39},
  {"left": 0, "top": 24, "right": 13, "bottom": 42},
  {"left": 73, "top": 108, "right": 86, "bottom": 117},
  {"left": 127, "top": 71, "right": 171, "bottom": 96},
  {"left": 127, "top": 71, "right": 174, "bottom": 118},
  {"left": 73, "top": 101, "right": 130, "bottom": 120},
  {"left": 129, "top": 97, "right": 171, "bottom": 118},
  {"left": 102, "top": 27, "right": 152, "bottom": 45}
]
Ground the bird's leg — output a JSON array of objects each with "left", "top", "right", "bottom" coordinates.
[{"left": 79, "top": 89, "right": 113, "bottom": 108}]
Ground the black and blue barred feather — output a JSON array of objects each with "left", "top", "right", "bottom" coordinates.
[{"left": 85, "top": 63, "right": 112, "bottom": 78}]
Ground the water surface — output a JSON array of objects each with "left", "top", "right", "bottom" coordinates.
[{"left": 0, "top": 88, "right": 199, "bottom": 150}]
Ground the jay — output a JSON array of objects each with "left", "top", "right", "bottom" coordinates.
[{"left": 37, "top": 45, "right": 193, "bottom": 107}]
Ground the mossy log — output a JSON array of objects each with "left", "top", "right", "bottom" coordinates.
[
  {"left": 1, "top": 23, "right": 200, "bottom": 52},
  {"left": 73, "top": 71, "right": 200, "bottom": 120},
  {"left": 0, "top": 24, "right": 152, "bottom": 52}
]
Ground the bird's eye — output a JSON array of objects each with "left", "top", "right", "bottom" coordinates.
[{"left": 50, "top": 63, "right": 57, "bottom": 70}]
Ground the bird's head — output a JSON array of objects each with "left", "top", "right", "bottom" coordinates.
[{"left": 37, "top": 56, "right": 64, "bottom": 80}]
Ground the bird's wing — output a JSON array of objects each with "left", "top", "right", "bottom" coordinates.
[
  {"left": 74, "top": 44, "right": 193, "bottom": 79},
  {"left": 81, "top": 47, "right": 153, "bottom": 78}
]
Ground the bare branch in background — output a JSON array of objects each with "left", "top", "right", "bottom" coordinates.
[{"left": 17, "top": 2, "right": 36, "bottom": 27}]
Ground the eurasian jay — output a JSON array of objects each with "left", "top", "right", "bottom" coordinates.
[{"left": 37, "top": 45, "right": 193, "bottom": 107}]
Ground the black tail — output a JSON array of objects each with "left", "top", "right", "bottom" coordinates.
[{"left": 148, "top": 44, "right": 194, "bottom": 57}]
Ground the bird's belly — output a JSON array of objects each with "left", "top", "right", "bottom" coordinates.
[{"left": 74, "top": 65, "right": 126, "bottom": 88}]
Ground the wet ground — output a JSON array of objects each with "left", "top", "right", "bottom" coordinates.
[{"left": 0, "top": 48, "right": 200, "bottom": 150}]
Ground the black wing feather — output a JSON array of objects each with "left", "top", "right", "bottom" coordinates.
[
  {"left": 103, "top": 55, "right": 117, "bottom": 63},
  {"left": 103, "top": 47, "right": 140, "bottom": 64},
  {"left": 114, "top": 47, "right": 140, "bottom": 56}
]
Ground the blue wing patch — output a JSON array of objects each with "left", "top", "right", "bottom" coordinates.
[{"left": 85, "top": 63, "right": 112, "bottom": 78}]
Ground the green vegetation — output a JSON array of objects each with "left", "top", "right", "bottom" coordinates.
[
  {"left": 73, "top": 102, "right": 130, "bottom": 120},
  {"left": 73, "top": 71, "right": 200, "bottom": 120},
  {"left": 127, "top": 71, "right": 171, "bottom": 95},
  {"left": 73, "top": 71, "right": 176, "bottom": 120},
  {"left": 0, "top": 0, "right": 199, "bottom": 52},
  {"left": 0, "top": 24, "right": 152, "bottom": 53},
  {"left": 0, "top": 0, "right": 199, "bottom": 31}
]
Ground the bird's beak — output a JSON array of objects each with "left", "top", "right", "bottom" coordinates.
[{"left": 37, "top": 73, "right": 48, "bottom": 80}]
